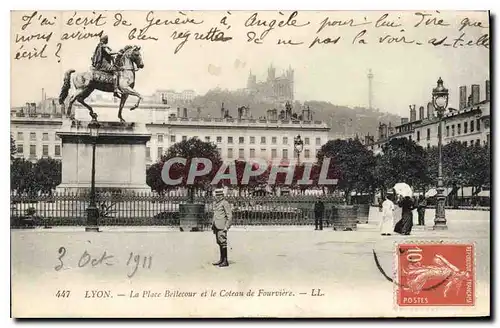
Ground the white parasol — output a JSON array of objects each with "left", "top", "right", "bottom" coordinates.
[{"left": 393, "top": 182, "right": 413, "bottom": 198}]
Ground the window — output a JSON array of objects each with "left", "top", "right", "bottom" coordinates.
[
  {"left": 304, "top": 137, "right": 310, "bottom": 145},
  {"left": 217, "top": 148, "right": 222, "bottom": 154},
  {"left": 238, "top": 148, "right": 244, "bottom": 159},
  {"left": 476, "top": 139, "right": 480, "bottom": 146},
  {"left": 446, "top": 126, "right": 450, "bottom": 137},
  {"left": 272, "top": 137, "right": 277, "bottom": 144},
  {"left": 239, "top": 137, "right": 244, "bottom": 144},
  {"left": 30, "top": 132, "right": 36, "bottom": 141},
  {"left": 304, "top": 149, "right": 310, "bottom": 158},
  {"left": 457, "top": 123, "right": 461, "bottom": 135},
  {"left": 470, "top": 140, "right": 474, "bottom": 146},
  {"left": 228, "top": 136, "right": 233, "bottom": 144},
  {"left": 146, "top": 147, "right": 151, "bottom": 159},
  {"left": 416, "top": 131, "right": 420, "bottom": 141},
  {"left": 42, "top": 145, "right": 49, "bottom": 156},
  {"left": 170, "top": 135, "right": 176, "bottom": 143},
  {"left": 205, "top": 136, "right": 210, "bottom": 142},
  {"left": 463, "top": 141, "right": 467, "bottom": 146},
  {"left": 283, "top": 137, "right": 288, "bottom": 145},
  {"left": 17, "top": 132, "right": 23, "bottom": 140},
  {"left": 409, "top": 135, "right": 412, "bottom": 141},
  {"left": 250, "top": 136, "right": 255, "bottom": 144},
  {"left": 464, "top": 122, "right": 468, "bottom": 133},
  {"left": 427, "top": 144, "right": 430, "bottom": 149},
  {"left": 260, "top": 148, "right": 266, "bottom": 157},
  {"left": 484, "top": 119, "right": 490, "bottom": 129},
  {"left": 55, "top": 145, "right": 61, "bottom": 157},
  {"left": 427, "top": 128, "right": 430, "bottom": 140},
  {"left": 182, "top": 136, "right": 187, "bottom": 141},
  {"left": 470, "top": 120, "right": 475, "bottom": 132},
  {"left": 477, "top": 119, "right": 480, "bottom": 131},
  {"left": 451, "top": 125, "right": 455, "bottom": 136},
  {"left": 250, "top": 148, "right": 255, "bottom": 158},
  {"left": 271, "top": 149, "right": 277, "bottom": 159},
  {"left": 157, "top": 134, "right": 163, "bottom": 143},
  {"left": 157, "top": 147, "right": 163, "bottom": 159},
  {"left": 260, "top": 136, "right": 266, "bottom": 144},
  {"left": 30, "top": 145, "right": 36, "bottom": 156},
  {"left": 227, "top": 148, "right": 233, "bottom": 159},
  {"left": 316, "top": 137, "right": 321, "bottom": 146},
  {"left": 282, "top": 149, "right": 288, "bottom": 159},
  {"left": 17, "top": 144, "right": 23, "bottom": 155},
  {"left": 42, "top": 133, "right": 49, "bottom": 141},
  {"left": 216, "top": 136, "right": 222, "bottom": 143}
]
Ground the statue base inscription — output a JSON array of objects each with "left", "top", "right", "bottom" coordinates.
[{"left": 56, "top": 120, "right": 152, "bottom": 193}]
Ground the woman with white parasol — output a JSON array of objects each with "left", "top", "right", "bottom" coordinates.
[{"left": 393, "top": 183, "right": 415, "bottom": 235}]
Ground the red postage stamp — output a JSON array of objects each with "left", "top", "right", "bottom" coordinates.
[{"left": 397, "top": 243, "right": 475, "bottom": 307}]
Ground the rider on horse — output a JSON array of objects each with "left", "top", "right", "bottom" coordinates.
[{"left": 91, "top": 35, "right": 121, "bottom": 97}]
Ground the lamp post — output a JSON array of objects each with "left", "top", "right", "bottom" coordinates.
[
  {"left": 86, "top": 120, "right": 100, "bottom": 232},
  {"left": 432, "top": 77, "right": 449, "bottom": 230},
  {"left": 294, "top": 134, "right": 304, "bottom": 166}
]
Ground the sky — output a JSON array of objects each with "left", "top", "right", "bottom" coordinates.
[{"left": 10, "top": 10, "right": 489, "bottom": 117}]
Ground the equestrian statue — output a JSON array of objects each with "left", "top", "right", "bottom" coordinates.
[{"left": 59, "top": 35, "right": 145, "bottom": 123}]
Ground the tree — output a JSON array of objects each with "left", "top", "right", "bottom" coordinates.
[
  {"left": 148, "top": 138, "right": 222, "bottom": 201},
  {"left": 317, "top": 138, "right": 375, "bottom": 201},
  {"left": 10, "top": 158, "right": 35, "bottom": 194},
  {"left": 10, "top": 135, "right": 16, "bottom": 161},
  {"left": 32, "top": 158, "right": 62, "bottom": 194},
  {"left": 377, "top": 138, "right": 429, "bottom": 194},
  {"left": 464, "top": 144, "right": 490, "bottom": 195}
]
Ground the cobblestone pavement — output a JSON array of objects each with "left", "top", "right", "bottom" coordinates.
[{"left": 11, "top": 208, "right": 490, "bottom": 318}]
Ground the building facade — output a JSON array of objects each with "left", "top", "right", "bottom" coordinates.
[
  {"left": 365, "top": 80, "right": 490, "bottom": 152},
  {"left": 11, "top": 102, "right": 329, "bottom": 168}
]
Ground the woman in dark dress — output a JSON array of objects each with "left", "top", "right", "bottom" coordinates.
[{"left": 394, "top": 196, "right": 415, "bottom": 235}]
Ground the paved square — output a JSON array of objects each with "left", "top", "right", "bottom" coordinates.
[{"left": 11, "top": 208, "right": 490, "bottom": 317}]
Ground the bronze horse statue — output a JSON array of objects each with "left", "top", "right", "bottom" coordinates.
[{"left": 59, "top": 45, "right": 144, "bottom": 123}]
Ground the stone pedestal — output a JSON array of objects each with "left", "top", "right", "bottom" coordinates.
[{"left": 56, "top": 120, "right": 151, "bottom": 193}]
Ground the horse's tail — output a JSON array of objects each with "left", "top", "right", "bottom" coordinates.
[{"left": 59, "top": 69, "right": 75, "bottom": 105}]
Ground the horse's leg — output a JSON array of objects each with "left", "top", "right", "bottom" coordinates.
[
  {"left": 118, "top": 94, "right": 129, "bottom": 123},
  {"left": 120, "top": 85, "right": 142, "bottom": 111},
  {"left": 76, "top": 88, "right": 97, "bottom": 121},
  {"left": 66, "top": 87, "right": 89, "bottom": 120}
]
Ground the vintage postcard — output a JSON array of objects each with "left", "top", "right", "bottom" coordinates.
[{"left": 10, "top": 10, "right": 490, "bottom": 318}]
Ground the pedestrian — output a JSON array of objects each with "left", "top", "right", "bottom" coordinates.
[
  {"left": 394, "top": 195, "right": 415, "bottom": 235},
  {"left": 417, "top": 195, "right": 427, "bottom": 226},
  {"left": 212, "top": 188, "right": 232, "bottom": 267},
  {"left": 380, "top": 193, "right": 395, "bottom": 236},
  {"left": 314, "top": 196, "right": 325, "bottom": 230}
]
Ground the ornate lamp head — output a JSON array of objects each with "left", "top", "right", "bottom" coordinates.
[
  {"left": 294, "top": 135, "right": 304, "bottom": 153},
  {"left": 432, "top": 77, "right": 449, "bottom": 116},
  {"left": 88, "top": 121, "right": 100, "bottom": 138}
]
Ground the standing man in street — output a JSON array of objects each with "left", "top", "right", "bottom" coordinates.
[
  {"left": 417, "top": 195, "right": 427, "bottom": 226},
  {"left": 212, "top": 188, "right": 232, "bottom": 267},
  {"left": 314, "top": 196, "right": 325, "bottom": 230}
]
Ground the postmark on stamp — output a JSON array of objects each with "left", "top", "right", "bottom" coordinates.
[{"left": 396, "top": 243, "right": 475, "bottom": 307}]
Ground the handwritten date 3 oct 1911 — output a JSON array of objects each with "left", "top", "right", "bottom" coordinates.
[{"left": 54, "top": 246, "right": 152, "bottom": 278}]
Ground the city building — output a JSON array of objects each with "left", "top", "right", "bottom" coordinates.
[
  {"left": 246, "top": 64, "right": 294, "bottom": 105},
  {"left": 365, "top": 80, "right": 490, "bottom": 152},
  {"left": 11, "top": 99, "right": 329, "bottom": 168}
]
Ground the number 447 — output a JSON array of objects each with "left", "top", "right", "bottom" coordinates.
[{"left": 56, "top": 290, "right": 71, "bottom": 298}]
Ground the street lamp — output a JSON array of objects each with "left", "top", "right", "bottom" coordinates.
[
  {"left": 86, "top": 120, "right": 100, "bottom": 232},
  {"left": 432, "top": 77, "right": 449, "bottom": 230},
  {"left": 294, "top": 134, "right": 304, "bottom": 166}
]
